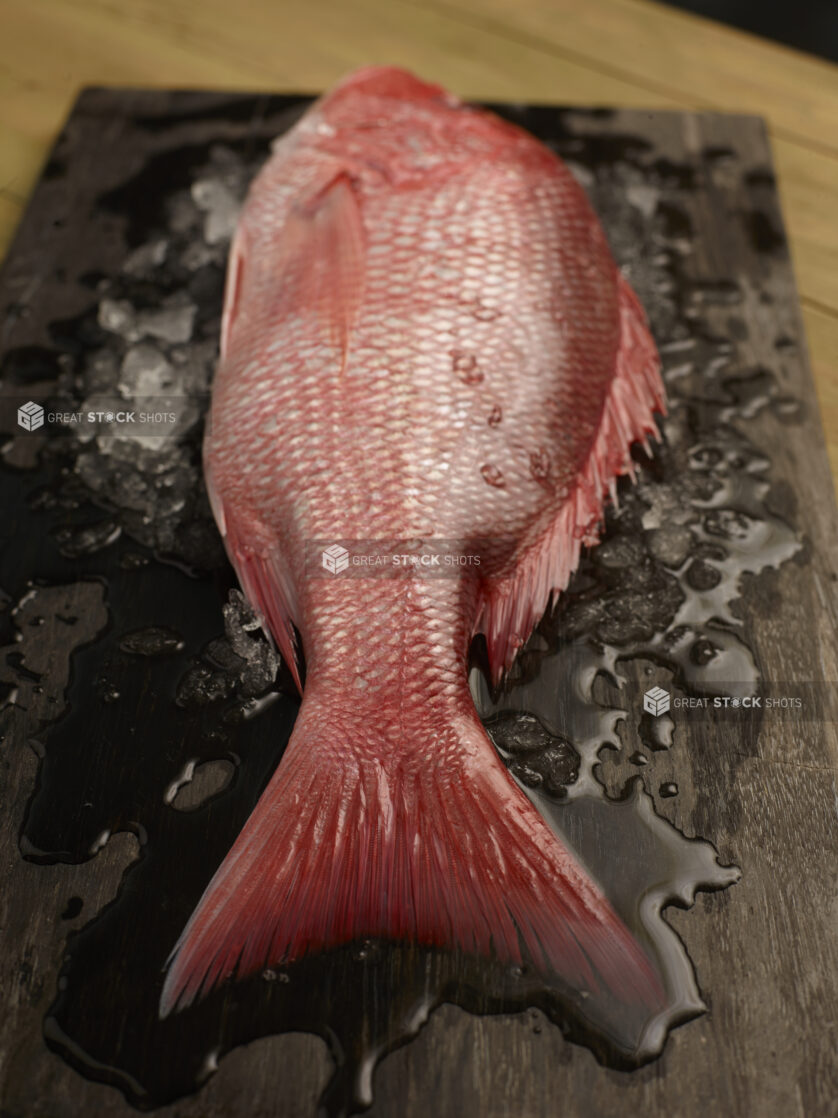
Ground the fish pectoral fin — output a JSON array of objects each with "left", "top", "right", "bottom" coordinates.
[
  {"left": 477, "top": 271, "right": 666, "bottom": 684},
  {"left": 278, "top": 169, "right": 366, "bottom": 374},
  {"left": 220, "top": 223, "right": 248, "bottom": 361}
]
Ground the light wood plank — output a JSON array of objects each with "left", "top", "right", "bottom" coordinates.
[
  {"left": 428, "top": 0, "right": 838, "bottom": 155},
  {"left": 773, "top": 144, "right": 838, "bottom": 316}
]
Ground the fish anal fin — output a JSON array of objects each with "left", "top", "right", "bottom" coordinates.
[{"left": 479, "top": 271, "right": 666, "bottom": 683}]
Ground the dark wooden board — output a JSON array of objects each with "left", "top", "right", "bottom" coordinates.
[{"left": 0, "top": 90, "right": 837, "bottom": 1118}]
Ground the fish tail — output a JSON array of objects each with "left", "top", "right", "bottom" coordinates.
[{"left": 160, "top": 708, "right": 664, "bottom": 1018}]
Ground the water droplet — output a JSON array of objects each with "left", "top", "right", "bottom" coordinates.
[
  {"left": 61, "top": 896, "right": 83, "bottom": 920},
  {"left": 197, "top": 1048, "right": 219, "bottom": 1084},
  {"left": 660, "top": 782, "right": 679, "bottom": 798},
  {"left": 686, "top": 559, "right": 721, "bottom": 591},
  {"left": 481, "top": 463, "right": 505, "bottom": 488},
  {"left": 167, "top": 759, "right": 235, "bottom": 812},
  {"left": 630, "top": 751, "right": 648, "bottom": 766},
  {"left": 529, "top": 449, "right": 551, "bottom": 484},
  {"left": 690, "top": 638, "right": 719, "bottom": 666},
  {"left": 353, "top": 939, "right": 379, "bottom": 962},
  {"left": 772, "top": 396, "right": 802, "bottom": 421},
  {"left": 689, "top": 445, "right": 723, "bottom": 470},
  {"left": 89, "top": 829, "right": 110, "bottom": 854},
  {"left": 704, "top": 508, "right": 753, "bottom": 541},
  {"left": 451, "top": 349, "right": 484, "bottom": 385},
  {"left": 472, "top": 302, "right": 500, "bottom": 322}
]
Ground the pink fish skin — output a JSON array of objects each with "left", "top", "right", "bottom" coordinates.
[{"left": 160, "top": 67, "right": 667, "bottom": 1018}]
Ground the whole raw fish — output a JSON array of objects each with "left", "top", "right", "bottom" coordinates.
[{"left": 161, "top": 67, "right": 666, "bottom": 1017}]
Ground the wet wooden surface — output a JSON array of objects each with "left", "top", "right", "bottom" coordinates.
[
  {"left": 0, "top": 89, "right": 836, "bottom": 1117},
  {"left": 1, "top": 0, "right": 837, "bottom": 484}
]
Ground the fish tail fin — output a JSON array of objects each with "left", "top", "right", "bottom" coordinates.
[{"left": 160, "top": 710, "right": 664, "bottom": 1018}]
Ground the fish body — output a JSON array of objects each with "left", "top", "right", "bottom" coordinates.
[{"left": 161, "top": 68, "right": 666, "bottom": 1017}]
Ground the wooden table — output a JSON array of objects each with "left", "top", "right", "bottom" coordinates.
[{"left": 1, "top": 0, "right": 837, "bottom": 486}]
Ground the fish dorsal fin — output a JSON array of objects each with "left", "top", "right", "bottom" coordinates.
[
  {"left": 477, "top": 272, "right": 666, "bottom": 684},
  {"left": 279, "top": 170, "right": 366, "bottom": 372}
]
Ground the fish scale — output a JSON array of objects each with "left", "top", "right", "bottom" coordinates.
[{"left": 160, "top": 66, "right": 667, "bottom": 1022}]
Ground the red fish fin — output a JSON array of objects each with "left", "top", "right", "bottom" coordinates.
[
  {"left": 204, "top": 450, "right": 302, "bottom": 692},
  {"left": 220, "top": 224, "right": 247, "bottom": 361},
  {"left": 279, "top": 171, "right": 365, "bottom": 372},
  {"left": 479, "top": 272, "right": 666, "bottom": 683},
  {"left": 160, "top": 713, "right": 664, "bottom": 1017}
]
